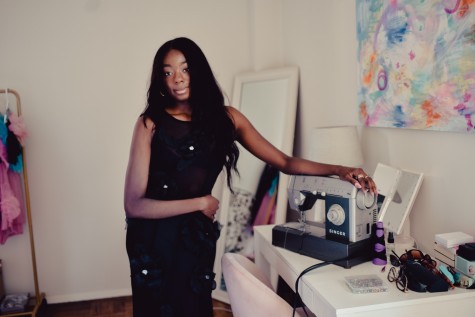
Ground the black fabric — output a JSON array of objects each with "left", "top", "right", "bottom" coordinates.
[
  {"left": 405, "top": 260, "right": 449, "bottom": 292},
  {"left": 126, "top": 112, "right": 224, "bottom": 317},
  {"left": 5, "top": 120, "right": 22, "bottom": 166},
  {"left": 458, "top": 243, "right": 475, "bottom": 261}
]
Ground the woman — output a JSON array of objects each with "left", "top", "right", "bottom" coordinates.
[{"left": 124, "top": 37, "right": 376, "bottom": 317}]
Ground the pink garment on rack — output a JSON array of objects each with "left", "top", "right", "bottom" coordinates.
[
  {"left": 8, "top": 112, "right": 27, "bottom": 146},
  {"left": 252, "top": 188, "right": 277, "bottom": 227},
  {"left": 0, "top": 140, "right": 23, "bottom": 244}
]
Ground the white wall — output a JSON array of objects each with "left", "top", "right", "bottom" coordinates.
[
  {"left": 1, "top": 0, "right": 474, "bottom": 304},
  {"left": 0, "top": 0, "right": 253, "bottom": 303},
  {"left": 282, "top": 0, "right": 475, "bottom": 254},
  {"left": 282, "top": 0, "right": 360, "bottom": 157}
]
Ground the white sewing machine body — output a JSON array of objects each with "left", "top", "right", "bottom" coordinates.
[{"left": 287, "top": 175, "right": 377, "bottom": 243}]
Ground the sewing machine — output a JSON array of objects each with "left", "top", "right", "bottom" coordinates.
[{"left": 272, "top": 175, "right": 379, "bottom": 268}]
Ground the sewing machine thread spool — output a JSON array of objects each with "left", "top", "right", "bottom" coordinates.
[{"left": 372, "top": 221, "right": 387, "bottom": 265}]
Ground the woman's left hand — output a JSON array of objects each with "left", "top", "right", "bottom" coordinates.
[{"left": 337, "top": 166, "right": 377, "bottom": 194}]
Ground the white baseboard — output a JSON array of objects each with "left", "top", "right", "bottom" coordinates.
[{"left": 45, "top": 288, "right": 132, "bottom": 304}]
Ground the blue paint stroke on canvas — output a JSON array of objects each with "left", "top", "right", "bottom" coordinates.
[{"left": 356, "top": 0, "right": 475, "bottom": 133}]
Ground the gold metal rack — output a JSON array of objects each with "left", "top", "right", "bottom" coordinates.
[{"left": 0, "top": 89, "right": 45, "bottom": 316}]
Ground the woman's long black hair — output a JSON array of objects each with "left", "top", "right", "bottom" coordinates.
[{"left": 142, "top": 37, "right": 239, "bottom": 189}]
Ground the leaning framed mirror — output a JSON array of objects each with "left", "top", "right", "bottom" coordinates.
[{"left": 212, "top": 66, "right": 299, "bottom": 303}]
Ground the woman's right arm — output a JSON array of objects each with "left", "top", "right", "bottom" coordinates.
[{"left": 123, "top": 117, "right": 219, "bottom": 220}]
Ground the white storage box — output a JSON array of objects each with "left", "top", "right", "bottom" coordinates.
[{"left": 455, "top": 255, "right": 475, "bottom": 278}]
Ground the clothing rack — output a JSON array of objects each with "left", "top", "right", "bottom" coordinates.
[{"left": 0, "top": 89, "right": 44, "bottom": 316}]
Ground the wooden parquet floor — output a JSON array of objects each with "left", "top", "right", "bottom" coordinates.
[{"left": 38, "top": 296, "right": 233, "bottom": 317}]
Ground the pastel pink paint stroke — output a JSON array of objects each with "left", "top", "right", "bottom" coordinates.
[{"left": 454, "top": 98, "right": 475, "bottom": 131}]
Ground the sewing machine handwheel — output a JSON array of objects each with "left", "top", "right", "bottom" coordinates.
[{"left": 356, "top": 190, "right": 376, "bottom": 210}]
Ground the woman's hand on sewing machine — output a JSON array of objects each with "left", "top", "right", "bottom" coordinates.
[{"left": 337, "top": 166, "right": 377, "bottom": 194}]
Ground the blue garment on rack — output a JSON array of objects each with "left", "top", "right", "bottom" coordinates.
[{"left": 0, "top": 115, "right": 23, "bottom": 173}]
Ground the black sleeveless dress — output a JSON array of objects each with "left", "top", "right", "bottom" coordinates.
[{"left": 126, "top": 112, "right": 224, "bottom": 317}]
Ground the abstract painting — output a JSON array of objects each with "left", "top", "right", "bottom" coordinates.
[{"left": 356, "top": 0, "right": 475, "bottom": 133}]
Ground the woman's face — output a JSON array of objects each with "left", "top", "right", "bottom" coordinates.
[{"left": 162, "top": 49, "right": 191, "bottom": 104}]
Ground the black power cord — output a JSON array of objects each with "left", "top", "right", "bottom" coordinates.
[{"left": 292, "top": 257, "right": 352, "bottom": 317}]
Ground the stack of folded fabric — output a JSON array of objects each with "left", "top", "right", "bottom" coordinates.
[{"left": 434, "top": 232, "right": 474, "bottom": 288}]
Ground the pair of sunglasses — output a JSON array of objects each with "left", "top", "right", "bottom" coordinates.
[{"left": 397, "top": 249, "right": 438, "bottom": 270}]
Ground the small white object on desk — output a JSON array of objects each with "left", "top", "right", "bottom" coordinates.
[
  {"left": 344, "top": 274, "right": 388, "bottom": 294},
  {"left": 435, "top": 232, "right": 474, "bottom": 249}
]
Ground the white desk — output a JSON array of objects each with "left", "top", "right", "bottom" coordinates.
[{"left": 254, "top": 225, "right": 474, "bottom": 317}]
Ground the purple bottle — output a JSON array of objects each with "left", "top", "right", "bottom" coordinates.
[{"left": 372, "top": 221, "right": 387, "bottom": 266}]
